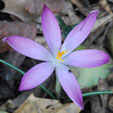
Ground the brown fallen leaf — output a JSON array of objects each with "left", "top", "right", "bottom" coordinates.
[
  {"left": 108, "top": 0, "right": 113, "bottom": 3},
  {"left": 105, "top": 24, "right": 113, "bottom": 57},
  {"left": 35, "top": 36, "right": 48, "bottom": 48},
  {"left": 0, "top": 91, "right": 31, "bottom": 111},
  {"left": 98, "top": 78, "right": 108, "bottom": 113},
  {"left": 0, "top": 22, "right": 36, "bottom": 53},
  {"left": 64, "top": 1, "right": 81, "bottom": 25},
  {"left": 108, "top": 96, "right": 113, "bottom": 111},
  {"left": 25, "top": 0, "right": 64, "bottom": 15},
  {"left": 70, "top": 0, "right": 84, "bottom": 9},
  {"left": 90, "top": 96, "right": 103, "bottom": 113},
  {"left": 1, "top": 0, "right": 64, "bottom": 22},
  {"left": 92, "top": 14, "right": 113, "bottom": 33},
  {"left": 99, "top": 0, "right": 113, "bottom": 15},
  {"left": 54, "top": 103, "right": 81, "bottom": 113},
  {"left": 14, "top": 94, "right": 81, "bottom": 113}
]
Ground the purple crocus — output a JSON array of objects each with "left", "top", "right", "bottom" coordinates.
[{"left": 3, "top": 5, "right": 109, "bottom": 110}]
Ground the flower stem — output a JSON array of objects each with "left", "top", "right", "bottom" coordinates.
[
  {"left": 0, "top": 59, "right": 25, "bottom": 74},
  {"left": 55, "top": 77, "right": 61, "bottom": 99},
  {"left": 0, "top": 59, "right": 55, "bottom": 99},
  {"left": 82, "top": 91, "right": 113, "bottom": 97}
]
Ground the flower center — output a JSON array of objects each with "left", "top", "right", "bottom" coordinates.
[{"left": 56, "top": 50, "right": 68, "bottom": 61}]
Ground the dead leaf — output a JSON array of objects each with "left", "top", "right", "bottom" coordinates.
[
  {"left": 92, "top": 14, "right": 113, "bottom": 33},
  {"left": 1, "top": 0, "right": 64, "bottom": 22},
  {"left": 1, "top": 0, "right": 28, "bottom": 21},
  {"left": 54, "top": 103, "right": 81, "bottom": 113},
  {"left": 108, "top": 96, "right": 113, "bottom": 111},
  {"left": 98, "top": 78, "right": 108, "bottom": 113},
  {"left": 105, "top": 25, "right": 113, "bottom": 57},
  {"left": 25, "top": 0, "right": 64, "bottom": 15},
  {"left": 99, "top": 0, "right": 113, "bottom": 15},
  {"left": 0, "top": 22, "right": 36, "bottom": 53},
  {"left": 0, "top": 91, "right": 31, "bottom": 111},
  {"left": 70, "top": 0, "right": 89, "bottom": 16},
  {"left": 14, "top": 94, "right": 81, "bottom": 113},
  {"left": 35, "top": 36, "right": 48, "bottom": 48},
  {"left": 70, "top": 0, "right": 84, "bottom": 9},
  {"left": 90, "top": 96, "right": 103, "bottom": 113},
  {"left": 108, "top": 0, "right": 113, "bottom": 3},
  {"left": 64, "top": 1, "right": 81, "bottom": 25}
]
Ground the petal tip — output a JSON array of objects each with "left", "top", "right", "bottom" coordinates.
[
  {"left": 19, "top": 84, "right": 33, "bottom": 91},
  {"left": 75, "top": 96, "right": 84, "bottom": 110},
  {"left": 74, "top": 99, "right": 84, "bottom": 110},
  {"left": 105, "top": 53, "right": 110, "bottom": 63},
  {"left": 42, "top": 4, "right": 52, "bottom": 17},
  {"left": 18, "top": 86, "right": 23, "bottom": 92},
  {"left": 80, "top": 103, "right": 84, "bottom": 110},
  {"left": 90, "top": 9, "right": 98, "bottom": 15},
  {"left": 18, "top": 79, "right": 30, "bottom": 91},
  {"left": 100, "top": 51, "right": 110, "bottom": 64},
  {"left": 18, "top": 83, "right": 25, "bottom": 91},
  {"left": 43, "top": 4, "right": 49, "bottom": 13},
  {"left": 19, "top": 84, "right": 30, "bottom": 91},
  {"left": 18, "top": 81, "right": 29, "bottom": 91},
  {"left": 43, "top": 4, "right": 48, "bottom": 9},
  {"left": 2, "top": 37, "right": 8, "bottom": 42}
]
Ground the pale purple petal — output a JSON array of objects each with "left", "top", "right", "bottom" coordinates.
[
  {"left": 3, "top": 36, "right": 53, "bottom": 61},
  {"left": 42, "top": 5, "right": 61, "bottom": 57},
  {"left": 56, "top": 64, "right": 83, "bottom": 109},
  {"left": 19, "top": 62, "right": 55, "bottom": 91},
  {"left": 63, "top": 49, "right": 110, "bottom": 68},
  {"left": 61, "top": 10, "right": 98, "bottom": 57}
]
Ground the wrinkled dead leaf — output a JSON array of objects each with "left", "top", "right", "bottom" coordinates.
[
  {"left": 92, "top": 14, "right": 113, "bottom": 33},
  {"left": 108, "top": 96, "right": 113, "bottom": 111},
  {"left": 90, "top": 96, "right": 103, "bottom": 113},
  {"left": 35, "top": 36, "right": 48, "bottom": 48},
  {"left": 1, "top": 0, "right": 64, "bottom": 22},
  {"left": 99, "top": 0, "right": 113, "bottom": 15},
  {"left": 70, "top": 0, "right": 88, "bottom": 16},
  {"left": 0, "top": 91, "right": 31, "bottom": 111},
  {"left": 70, "top": 0, "right": 84, "bottom": 9},
  {"left": 64, "top": 1, "right": 81, "bottom": 25},
  {"left": 0, "top": 22, "right": 36, "bottom": 53},
  {"left": 14, "top": 94, "right": 81, "bottom": 113},
  {"left": 108, "top": 0, "right": 113, "bottom": 3},
  {"left": 106, "top": 25, "right": 113, "bottom": 57},
  {"left": 98, "top": 78, "right": 108, "bottom": 112},
  {"left": 25, "top": 0, "right": 64, "bottom": 15}
]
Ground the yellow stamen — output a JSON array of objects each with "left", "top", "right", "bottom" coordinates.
[{"left": 56, "top": 50, "right": 68, "bottom": 61}]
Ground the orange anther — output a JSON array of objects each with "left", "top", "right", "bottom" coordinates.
[{"left": 56, "top": 50, "right": 68, "bottom": 61}]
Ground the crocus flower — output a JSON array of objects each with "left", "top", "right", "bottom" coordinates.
[{"left": 3, "top": 5, "right": 109, "bottom": 110}]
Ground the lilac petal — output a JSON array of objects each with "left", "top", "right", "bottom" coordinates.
[
  {"left": 63, "top": 49, "right": 110, "bottom": 68},
  {"left": 42, "top": 5, "right": 61, "bottom": 57},
  {"left": 3, "top": 36, "right": 53, "bottom": 61},
  {"left": 19, "top": 62, "right": 55, "bottom": 91},
  {"left": 61, "top": 10, "right": 98, "bottom": 57},
  {"left": 56, "top": 64, "right": 83, "bottom": 109}
]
